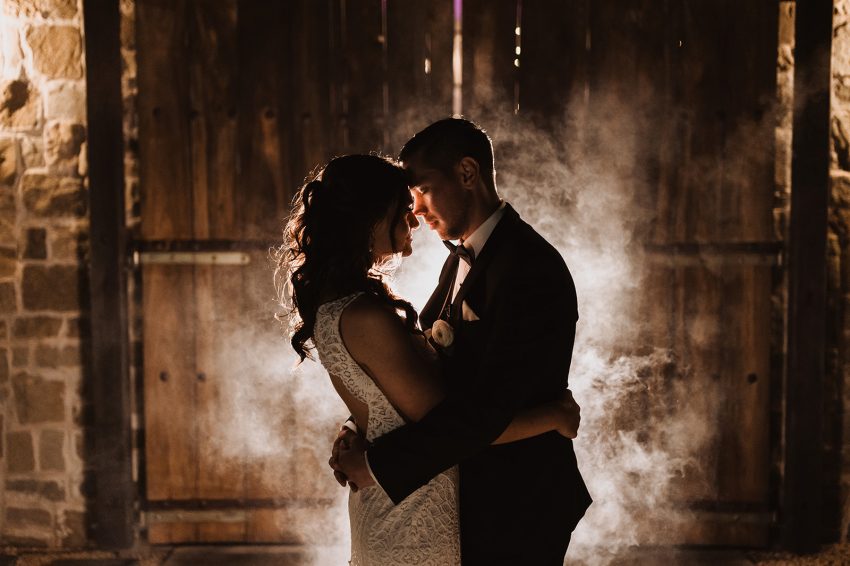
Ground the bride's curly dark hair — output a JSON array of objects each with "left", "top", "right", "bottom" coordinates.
[{"left": 276, "top": 154, "right": 420, "bottom": 362}]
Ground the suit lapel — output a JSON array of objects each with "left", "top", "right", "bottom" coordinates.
[
  {"left": 450, "top": 204, "right": 520, "bottom": 325},
  {"left": 421, "top": 253, "right": 460, "bottom": 329}
]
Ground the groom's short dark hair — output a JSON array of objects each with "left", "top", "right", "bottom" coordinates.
[{"left": 399, "top": 118, "right": 495, "bottom": 189}]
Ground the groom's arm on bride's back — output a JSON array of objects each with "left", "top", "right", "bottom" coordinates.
[{"left": 367, "top": 245, "right": 577, "bottom": 504}]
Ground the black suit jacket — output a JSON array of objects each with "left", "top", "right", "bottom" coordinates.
[{"left": 367, "top": 205, "right": 592, "bottom": 563}]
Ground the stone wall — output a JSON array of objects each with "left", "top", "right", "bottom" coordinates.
[{"left": 0, "top": 0, "right": 89, "bottom": 548}]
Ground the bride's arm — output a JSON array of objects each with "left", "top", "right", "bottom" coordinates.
[
  {"left": 492, "top": 390, "right": 580, "bottom": 444},
  {"left": 340, "top": 297, "right": 445, "bottom": 423}
]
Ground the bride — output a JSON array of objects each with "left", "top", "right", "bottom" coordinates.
[{"left": 278, "top": 154, "right": 579, "bottom": 565}]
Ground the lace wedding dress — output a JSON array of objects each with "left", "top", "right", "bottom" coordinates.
[{"left": 314, "top": 293, "right": 461, "bottom": 566}]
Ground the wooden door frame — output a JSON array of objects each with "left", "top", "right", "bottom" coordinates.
[
  {"left": 83, "top": 0, "right": 136, "bottom": 548},
  {"left": 782, "top": 0, "right": 833, "bottom": 553}
]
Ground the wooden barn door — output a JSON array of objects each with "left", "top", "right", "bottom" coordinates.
[
  {"left": 460, "top": 0, "right": 778, "bottom": 547},
  {"left": 135, "top": 0, "right": 454, "bottom": 544}
]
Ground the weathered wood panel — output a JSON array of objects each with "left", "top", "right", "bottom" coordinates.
[
  {"left": 237, "top": 0, "right": 292, "bottom": 241},
  {"left": 137, "top": 0, "right": 199, "bottom": 503},
  {"left": 462, "top": 0, "right": 517, "bottom": 119},
  {"left": 139, "top": 0, "right": 345, "bottom": 542},
  {"left": 187, "top": 0, "right": 244, "bottom": 505},
  {"left": 386, "top": 0, "right": 455, "bottom": 152},
  {"left": 518, "top": 0, "right": 589, "bottom": 127},
  {"left": 339, "top": 0, "right": 386, "bottom": 152},
  {"left": 637, "top": 0, "right": 777, "bottom": 546}
]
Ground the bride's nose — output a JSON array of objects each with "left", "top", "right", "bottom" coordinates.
[{"left": 408, "top": 211, "right": 420, "bottom": 230}]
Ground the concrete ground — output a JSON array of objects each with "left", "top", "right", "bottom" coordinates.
[{"left": 0, "top": 544, "right": 848, "bottom": 565}]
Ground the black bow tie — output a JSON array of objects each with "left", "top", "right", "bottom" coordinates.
[{"left": 443, "top": 240, "right": 475, "bottom": 266}]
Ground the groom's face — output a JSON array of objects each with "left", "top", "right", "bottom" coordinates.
[{"left": 404, "top": 157, "right": 469, "bottom": 241}]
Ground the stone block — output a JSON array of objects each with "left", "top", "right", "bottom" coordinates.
[
  {"left": 13, "top": 315, "right": 62, "bottom": 338},
  {"left": 25, "top": 26, "right": 83, "bottom": 80},
  {"left": 0, "top": 137, "right": 18, "bottom": 185},
  {"left": 22, "top": 264, "right": 81, "bottom": 311},
  {"left": 50, "top": 226, "right": 88, "bottom": 261},
  {"left": 39, "top": 428, "right": 64, "bottom": 471},
  {"left": 1, "top": 535, "right": 48, "bottom": 547},
  {"left": 7, "top": 430, "right": 35, "bottom": 472},
  {"left": 0, "top": 246, "right": 15, "bottom": 278},
  {"left": 45, "top": 121, "right": 86, "bottom": 176},
  {"left": 1, "top": 21, "right": 24, "bottom": 78},
  {"left": 24, "top": 228, "right": 46, "bottom": 259},
  {"left": 35, "top": 343, "right": 79, "bottom": 367},
  {"left": 12, "top": 372, "right": 65, "bottom": 424},
  {"left": 0, "top": 190, "right": 14, "bottom": 242},
  {"left": 22, "top": 173, "right": 87, "bottom": 217},
  {"left": 6, "top": 479, "right": 65, "bottom": 501},
  {"left": 21, "top": 135, "right": 44, "bottom": 168},
  {"left": 6, "top": 507, "right": 52, "bottom": 529},
  {"left": 0, "top": 79, "right": 40, "bottom": 130},
  {"left": 61, "top": 509, "right": 86, "bottom": 547},
  {"left": 45, "top": 81, "right": 85, "bottom": 122},
  {"left": 12, "top": 346, "right": 27, "bottom": 366},
  {"left": 0, "top": 320, "right": 7, "bottom": 339},
  {"left": 4, "top": 0, "right": 78, "bottom": 18},
  {"left": 0, "top": 347, "right": 7, "bottom": 383},
  {"left": 74, "top": 430, "right": 82, "bottom": 459},
  {"left": 0, "top": 281, "right": 15, "bottom": 313}
]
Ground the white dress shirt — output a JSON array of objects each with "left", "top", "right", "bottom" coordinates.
[{"left": 452, "top": 200, "right": 507, "bottom": 301}]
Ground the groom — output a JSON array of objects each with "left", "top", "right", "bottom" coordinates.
[{"left": 333, "top": 118, "right": 591, "bottom": 564}]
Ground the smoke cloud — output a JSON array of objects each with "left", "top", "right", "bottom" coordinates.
[{"left": 194, "top": 86, "right": 774, "bottom": 563}]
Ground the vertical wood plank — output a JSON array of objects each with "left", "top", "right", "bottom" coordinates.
[
  {"left": 339, "top": 0, "right": 386, "bottom": 152},
  {"left": 142, "top": 264, "right": 198, "bottom": 500},
  {"left": 461, "top": 0, "right": 517, "bottom": 120},
  {"left": 518, "top": 0, "right": 588, "bottom": 128},
  {"left": 137, "top": 0, "right": 199, "bottom": 502},
  {"left": 237, "top": 0, "right": 292, "bottom": 241},
  {"left": 289, "top": 0, "right": 335, "bottom": 185},
  {"left": 138, "top": 0, "right": 194, "bottom": 241},
  {"left": 187, "top": 0, "right": 244, "bottom": 502},
  {"left": 386, "top": 0, "right": 454, "bottom": 153}
]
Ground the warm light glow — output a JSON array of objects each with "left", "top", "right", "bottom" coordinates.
[
  {"left": 424, "top": 57, "right": 431, "bottom": 75},
  {"left": 452, "top": 0, "right": 463, "bottom": 116},
  {"left": 515, "top": 26, "right": 521, "bottom": 35},
  {"left": 515, "top": 46, "right": 521, "bottom": 55},
  {"left": 514, "top": 58, "right": 520, "bottom": 67}
]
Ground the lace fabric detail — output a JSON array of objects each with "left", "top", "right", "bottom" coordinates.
[{"left": 314, "top": 293, "right": 461, "bottom": 566}]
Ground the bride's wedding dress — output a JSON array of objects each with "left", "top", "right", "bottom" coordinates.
[{"left": 314, "top": 293, "right": 461, "bottom": 565}]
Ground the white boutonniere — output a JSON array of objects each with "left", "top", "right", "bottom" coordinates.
[{"left": 425, "top": 319, "right": 455, "bottom": 348}]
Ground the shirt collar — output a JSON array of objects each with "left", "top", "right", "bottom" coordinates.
[{"left": 460, "top": 200, "right": 507, "bottom": 258}]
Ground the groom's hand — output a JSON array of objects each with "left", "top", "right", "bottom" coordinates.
[{"left": 335, "top": 433, "right": 375, "bottom": 491}]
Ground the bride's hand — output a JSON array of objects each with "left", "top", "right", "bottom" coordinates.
[
  {"left": 410, "top": 331, "right": 439, "bottom": 362},
  {"left": 552, "top": 389, "right": 580, "bottom": 439}
]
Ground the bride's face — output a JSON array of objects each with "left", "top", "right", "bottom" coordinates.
[{"left": 371, "top": 194, "right": 420, "bottom": 260}]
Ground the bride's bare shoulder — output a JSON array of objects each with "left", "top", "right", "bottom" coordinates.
[{"left": 339, "top": 295, "right": 408, "bottom": 359}]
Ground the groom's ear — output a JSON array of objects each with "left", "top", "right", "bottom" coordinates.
[{"left": 456, "top": 157, "right": 480, "bottom": 189}]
